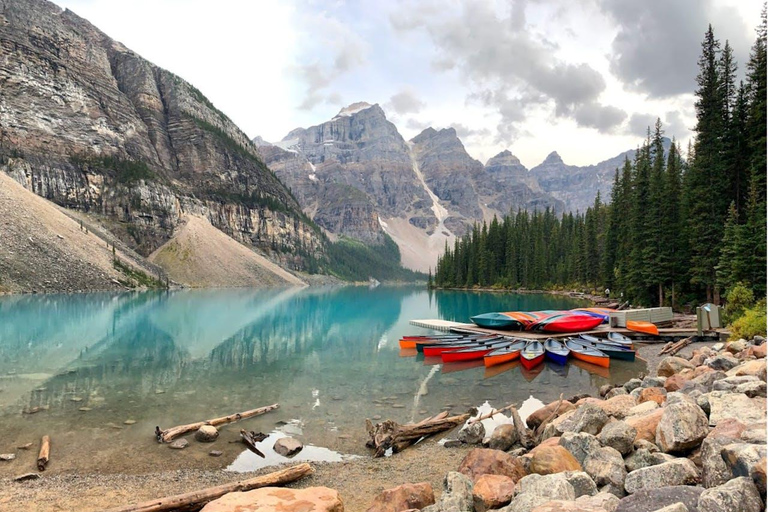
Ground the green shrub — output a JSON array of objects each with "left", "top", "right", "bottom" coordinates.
[
  {"left": 729, "top": 299, "right": 767, "bottom": 341},
  {"left": 725, "top": 282, "right": 755, "bottom": 324}
]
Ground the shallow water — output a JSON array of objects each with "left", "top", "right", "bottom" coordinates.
[{"left": 0, "top": 287, "right": 646, "bottom": 474}]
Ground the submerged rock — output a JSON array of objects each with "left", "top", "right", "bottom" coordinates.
[
  {"left": 273, "top": 437, "right": 303, "bottom": 457},
  {"left": 195, "top": 425, "right": 219, "bottom": 443},
  {"left": 169, "top": 439, "right": 188, "bottom": 449}
]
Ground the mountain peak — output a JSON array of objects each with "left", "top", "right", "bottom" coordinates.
[
  {"left": 487, "top": 150, "right": 522, "bottom": 166},
  {"left": 333, "top": 101, "right": 374, "bottom": 119},
  {"left": 543, "top": 151, "right": 563, "bottom": 165}
]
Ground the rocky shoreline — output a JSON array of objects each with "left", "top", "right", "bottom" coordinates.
[{"left": 1, "top": 337, "right": 764, "bottom": 512}]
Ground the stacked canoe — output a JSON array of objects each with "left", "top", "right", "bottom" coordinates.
[{"left": 471, "top": 308, "right": 613, "bottom": 334}]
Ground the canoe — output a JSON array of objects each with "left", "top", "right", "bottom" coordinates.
[
  {"left": 577, "top": 334, "right": 634, "bottom": 350},
  {"left": 414, "top": 334, "right": 497, "bottom": 351},
  {"left": 626, "top": 320, "right": 659, "bottom": 336},
  {"left": 527, "top": 312, "right": 604, "bottom": 333},
  {"left": 570, "top": 339, "right": 636, "bottom": 361},
  {"left": 418, "top": 336, "right": 502, "bottom": 354},
  {"left": 572, "top": 307, "right": 615, "bottom": 323},
  {"left": 441, "top": 342, "right": 512, "bottom": 363},
  {"left": 564, "top": 339, "right": 610, "bottom": 368},
  {"left": 608, "top": 332, "right": 634, "bottom": 345},
  {"left": 422, "top": 337, "right": 504, "bottom": 357},
  {"left": 520, "top": 341, "right": 545, "bottom": 370},
  {"left": 400, "top": 334, "right": 479, "bottom": 349},
  {"left": 543, "top": 339, "right": 570, "bottom": 365},
  {"left": 483, "top": 340, "right": 527, "bottom": 367},
  {"left": 471, "top": 312, "right": 526, "bottom": 329}
]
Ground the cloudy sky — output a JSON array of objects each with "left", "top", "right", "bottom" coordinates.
[{"left": 58, "top": 0, "right": 761, "bottom": 167}]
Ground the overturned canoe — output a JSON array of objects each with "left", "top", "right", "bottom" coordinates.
[
  {"left": 626, "top": 320, "right": 659, "bottom": 336},
  {"left": 527, "top": 312, "right": 604, "bottom": 333}
]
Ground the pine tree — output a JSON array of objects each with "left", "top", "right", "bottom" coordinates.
[{"left": 647, "top": 119, "right": 667, "bottom": 305}]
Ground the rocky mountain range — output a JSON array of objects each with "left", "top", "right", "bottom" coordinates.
[
  {"left": 255, "top": 103, "right": 656, "bottom": 272},
  {"left": 0, "top": 0, "right": 322, "bottom": 290}
]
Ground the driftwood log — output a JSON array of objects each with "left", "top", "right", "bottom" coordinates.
[
  {"left": 37, "top": 435, "right": 50, "bottom": 471},
  {"left": 239, "top": 430, "right": 267, "bottom": 458},
  {"left": 659, "top": 336, "right": 694, "bottom": 356},
  {"left": 155, "top": 404, "right": 279, "bottom": 443},
  {"left": 366, "top": 412, "right": 469, "bottom": 457},
  {"left": 100, "top": 463, "right": 313, "bottom": 512},
  {"left": 467, "top": 403, "right": 516, "bottom": 425}
]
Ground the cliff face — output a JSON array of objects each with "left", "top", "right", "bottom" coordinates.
[{"left": 0, "top": 0, "right": 322, "bottom": 268}]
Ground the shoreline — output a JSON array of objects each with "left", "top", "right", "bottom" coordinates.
[{"left": 0, "top": 340, "right": 718, "bottom": 512}]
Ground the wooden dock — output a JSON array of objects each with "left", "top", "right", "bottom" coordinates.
[{"left": 408, "top": 319, "right": 724, "bottom": 342}]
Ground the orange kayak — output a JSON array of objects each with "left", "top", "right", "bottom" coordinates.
[{"left": 626, "top": 320, "right": 659, "bottom": 336}]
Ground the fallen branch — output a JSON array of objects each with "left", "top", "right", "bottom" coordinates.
[
  {"left": 155, "top": 404, "right": 279, "bottom": 443},
  {"left": 37, "top": 435, "right": 50, "bottom": 471},
  {"left": 659, "top": 336, "right": 694, "bottom": 356},
  {"left": 510, "top": 407, "right": 534, "bottom": 449},
  {"left": 366, "top": 412, "right": 469, "bottom": 458},
  {"left": 239, "top": 430, "right": 266, "bottom": 458},
  {"left": 468, "top": 402, "right": 516, "bottom": 425},
  {"left": 101, "top": 463, "right": 313, "bottom": 512}
]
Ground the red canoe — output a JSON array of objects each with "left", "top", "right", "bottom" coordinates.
[
  {"left": 519, "top": 341, "right": 545, "bottom": 370},
  {"left": 441, "top": 342, "right": 510, "bottom": 363},
  {"left": 527, "top": 313, "right": 604, "bottom": 333}
]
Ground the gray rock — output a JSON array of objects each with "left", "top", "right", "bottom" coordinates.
[
  {"left": 615, "top": 486, "right": 704, "bottom": 512},
  {"left": 634, "top": 439, "right": 660, "bottom": 453},
  {"left": 563, "top": 470, "right": 599, "bottom": 498},
  {"left": 707, "top": 391, "right": 767, "bottom": 426},
  {"left": 443, "top": 439, "right": 463, "bottom": 448},
  {"left": 560, "top": 432, "right": 602, "bottom": 467},
  {"left": 705, "top": 354, "right": 740, "bottom": 372},
  {"left": 274, "top": 436, "right": 303, "bottom": 457},
  {"left": 599, "top": 420, "right": 637, "bottom": 455},
  {"left": 0, "top": 454, "right": 15, "bottom": 461},
  {"left": 685, "top": 371, "right": 727, "bottom": 391},
  {"left": 631, "top": 388, "right": 643, "bottom": 400},
  {"left": 435, "top": 471, "right": 474, "bottom": 512},
  {"left": 169, "top": 439, "right": 188, "bottom": 449},
  {"left": 712, "top": 375, "right": 760, "bottom": 392},
  {"left": 458, "top": 421, "right": 485, "bottom": 445},
  {"left": 506, "top": 473, "right": 576, "bottom": 512},
  {"left": 701, "top": 438, "right": 734, "bottom": 489},
  {"left": 740, "top": 423, "right": 767, "bottom": 444},
  {"left": 600, "top": 483, "right": 627, "bottom": 499},
  {"left": 585, "top": 446, "right": 627, "bottom": 488},
  {"left": 208, "top": 450, "right": 223, "bottom": 457},
  {"left": 657, "top": 357, "right": 695, "bottom": 378},
  {"left": 601, "top": 384, "right": 616, "bottom": 397},
  {"left": 697, "top": 477, "right": 763, "bottom": 512},
  {"left": 628, "top": 402, "right": 660, "bottom": 417},
  {"left": 665, "top": 392, "right": 696, "bottom": 405},
  {"left": 625, "top": 449, "right": 676, "bottom": 473},
  {"left": 696, "top": 394, "right": 711, "bottom": 416},
  {"left": 624, "top": 379, "right": 643, "bottom": 393},
  {"left": 652, "top": 504, "right": 689, "bottom": 512},
  {"left": 508, "top": 447, "right": 528, "bottom": 457},
  {"left": 735, "top": 381, "right": 766, "bottom": 398},
  {"left": 752, "top": 336, "right": 765, "bottom": 346},
  {"left": 642, "top": 377, "right": 667, "bottom": 388},
  {"left": 557, "top": 403, "right": 610, "bottom": 436},
  {"left": 721, "top": 443, "right": 767, "bottom": 481},
  {"left": 656, "top": 401, "right": 709, "bottom": 453},
  {"left": 13, "top": 473, "right": 41, "bottom": 482},
  {"left": 488, "top": 424, "right": 518, "bottom": 451},
  {"left": 607, "top": 387, "right": 629, "bottom": 399},
  {"left": 726, "top": 339, "right": 749, "bottom": 354},
  {"left": 624, "top": 459, "right": 700, "bottom": 494},
  {"left": 194, "top": 425, "right": 219, "bottom": 443},
  {"left": 576, "top": 492, "right": 621, "bottom": 512}
]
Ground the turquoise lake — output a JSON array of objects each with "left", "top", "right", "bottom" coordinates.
[{"left": 0, "top": 287, "right": 647, "bottom": 474}]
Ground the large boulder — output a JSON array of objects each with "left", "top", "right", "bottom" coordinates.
[
  {"left": 705, "top": 354, "right": 740, "bottom": 372},
  {"left": 615, "top": 486, "right": 704, "bottom": 512},
  {"left": 627, "top": 401, "right": 659, "bottom": 417},
  {"left": 626, "top": 409, "right": 665, "bottom": 444},
  {"left": 656, "top": 401, "right": 710, "bottom": 453},
  {"left": 597, "top": 395, "right": 639, "bottom": 420},
  {"left": 712, "top": 375, "right": 761, "bottom": 392},
  {"left": 740, "top": 422, "right": 767, "bottom": 444},
  {"left": 458, "top": 448, "right": 527, "bottom": 483},
  {"left": 576, "top": 492, "right": 621, "bottom": 512},
  {"left": 200, "top": 487, "right": 343, "bottom": 512},
  {"left": 489, "top": 424, "right": 518, "bottom": 451},
  {"left": 664, "top": 374, "right": 692, "bottom": 393},
  {"left": 505, "top": 473, "right": 576, "bottom": 512},
  {"left": 559, "top": 432, "right": 601, "bottom": 467},
  {"left": 195, "top": 425, "right": 219, "bottom": 443},
  {"left": 726, "top": 359, "right": 766, "bottom": 381},
  {"left": 599, "top": 420, "right": 637, "bottom": 455},
  {"left": 697, "top": 477, "right": 763, "bottom": 512},
  {"left": 624, "top": 459, "right": 700, "bottom": 494},
  {"left": 430, "top": 472, "right": 473, "bottom": 512},
  {"left": 530, "top": 445, "right": 582, "bottom": 475},
  {"left": 707, "top": 391, "right": 766, "bottom": 426},
  {"left": 700, "top": 419, "right": 747, "bottom": 488},
  {"left": 721, "top": 443, "right": 767, "bottom": 481},
  {"left": 638, "top": 388, "right": 667, "bottom": 406},
  {"left": 736, "top": 381, "right": 766, "bottom": 398},
  {"left": 527, "top": 400, "right": 576, "bottom": 430},
  {"left": 624, "top": 449, "right": 676, "bottom": 473},
  {"left": 529, "top": 501, "right": 605, "bottom": 511},
  {"left": 472, "top": 474, "right": 515, "bottom": 512},
  {"left": 552, "top": 404, "right": 610, "bottom": 437},
  {"left": 584, "top": 446, "right": 627, "bottom": 489},
  {"left": 562, "top": 471, "right": 598, "bottom": 498},
  {"left": 641, "top": 376, "right": 667, "bottom": 388},
  {"left": 657, "top": 357, "right": 695, "bottom": 378},
  {"left": 366, "top": 482, "right": 434, "bottom": 512}
]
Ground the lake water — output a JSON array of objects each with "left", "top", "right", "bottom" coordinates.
[{"left": 0, "top": 287, "right": 647, "bottom": 475}]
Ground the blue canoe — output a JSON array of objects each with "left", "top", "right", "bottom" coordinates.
[{"left": 543, "top": 338, "right": 570, "bottom": 365}]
